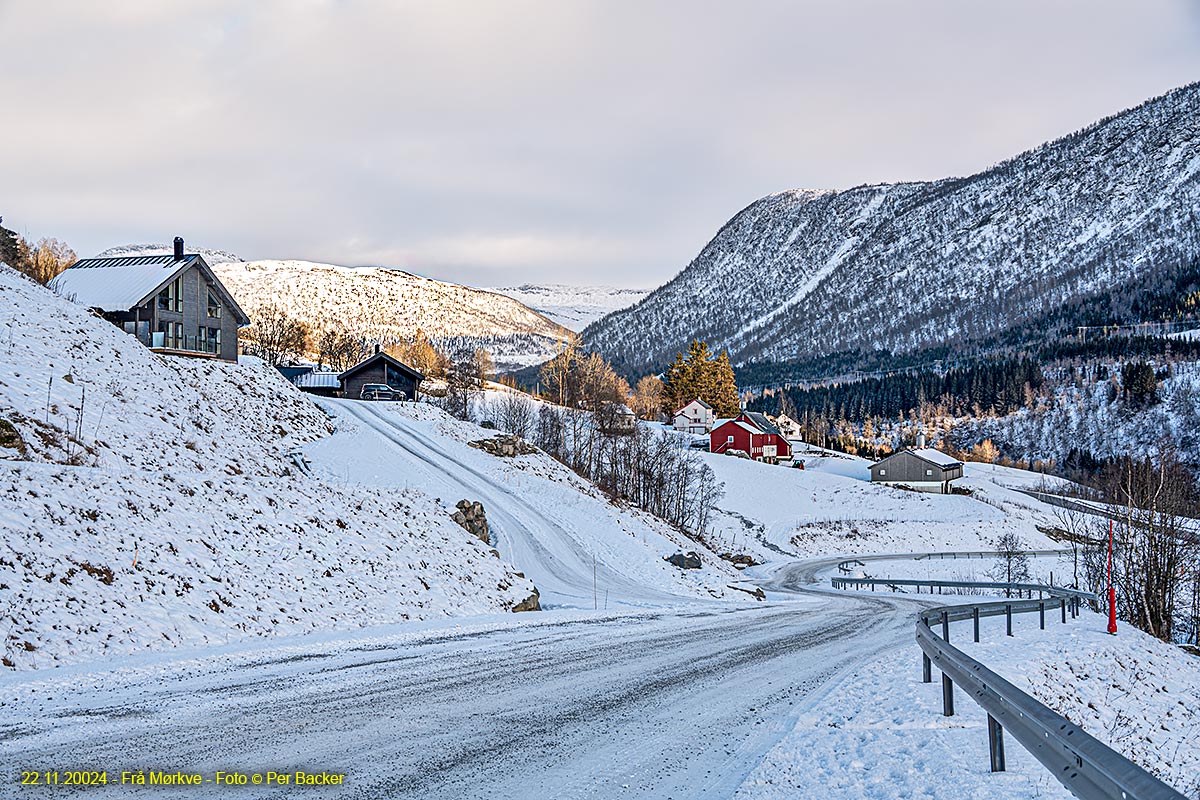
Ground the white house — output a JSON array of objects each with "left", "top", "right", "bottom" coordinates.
[
  {"left": 673, "top": 399, "right": 715, "bottom": 433},
  {"left": 772, "top": 413, "right": 801, "bottom": 439}
]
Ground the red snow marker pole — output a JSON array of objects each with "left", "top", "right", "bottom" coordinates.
[{"left": 1106, "top": 520, "right": 1118, "bottom": 635}]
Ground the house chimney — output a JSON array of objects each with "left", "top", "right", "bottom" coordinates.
[
  {"left": 916, "top": 432, "right": 926, "bottom": 448},
  {"left": 374, "top": 343, "right": 381, "bottom": 355},
  {"left": 173, "top": 236, "right": 184, "bottom": 260}
]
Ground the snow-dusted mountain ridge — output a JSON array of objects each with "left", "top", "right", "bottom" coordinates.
[
  {"left": 488, "top": 284, "right": 651, "bottom": 331},
  {"left": 583, "top": 81, "right": 1200, "bottom": 378}
]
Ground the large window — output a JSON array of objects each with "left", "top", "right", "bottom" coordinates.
[
  {"left": 159, "top": 321, "right": 182, "bottom": 349},
  {"left": 207, "top": 289, "right": 221, "bottom": 319},
  {"left": 200, "top": 325, "right": 221, "bottom": 354},
  {"left": 158, "top": 276, "right": 183, "bottom": 313}
]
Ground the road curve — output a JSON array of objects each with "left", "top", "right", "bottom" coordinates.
[{"left": 4, "top": 598, "right": 914, "bottom": 800}]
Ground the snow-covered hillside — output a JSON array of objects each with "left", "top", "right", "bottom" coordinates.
[
  {"left": 700, "top": 448, "right": 1061, "bottom": 560},
  {"left": 0, "top": 265, "right": 536, "bottom": 669},
  {"left": 488, "top": 284, "right": 651, "bottom": 331},
  {"left": 586, "top": 81, "right": 1200, "bottom": 378},
  {"left": 97, "top": 242, "right": 244, "bottom": 265},
  {"left": 951, "top": 361, "right": 1200, "bottom": 464},
  {"left": 214, "top": 260, "right": 573, "bottom": 370}
]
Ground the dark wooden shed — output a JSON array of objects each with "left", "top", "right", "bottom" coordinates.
[
  {"left": 869, "top": 448, "right": 964, "bottom": 493},
  {"left": 338, "top": 350, "right": 424, "bottom": 400}
]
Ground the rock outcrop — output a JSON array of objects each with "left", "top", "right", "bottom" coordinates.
[
  {"left": 665, "top": 551, "right": 703, "bottom": 570},
  {"left": 451, "top": 499, "right": 489, "bottom": 544},
  {"left": 467, "top": 435, "right": 538, "bottom": 458},
  {"left": 512, "top": 588, "right": 541, "bottom": 612}
]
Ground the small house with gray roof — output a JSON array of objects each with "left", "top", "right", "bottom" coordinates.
[
  {"left": 869, "top": 447, "right": 964, "bottom": 493},
  {"left": 52, "top": 237, "right": 249, "bottom": 361}
]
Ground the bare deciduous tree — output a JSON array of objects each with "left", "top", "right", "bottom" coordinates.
[{"left": 243, "top": 304, "right": 310, "bottom": 366}]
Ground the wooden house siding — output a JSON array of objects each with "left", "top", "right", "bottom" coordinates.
[
  {"left": 870, "top": 450, "right": 963, "bottom": 492},
  {"left": 339, "top": 353, "right": 423, "bottom": 400}
]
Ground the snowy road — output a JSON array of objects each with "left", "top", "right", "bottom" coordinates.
[
  {"left": 313, "top": 400, "right": 722, "bottom": 608},
  {"left": 3, "top": 596, "right": 916, "bottom": 800}
]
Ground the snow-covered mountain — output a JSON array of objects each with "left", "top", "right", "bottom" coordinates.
[
  {"left": 488, "top": 284, "right": 651, "bottom": 331},
  {"left": 97, "top": 242, "right": 245, "bottom": 265},
  {"left": 212, "top": 261, "right": 573, "bottom": 370},
  {"left": 585, "top": 82, "right": 1200, "bottom": 379},
  {"left": 95, "top": 247, "right": 575, "bottom": 370}
]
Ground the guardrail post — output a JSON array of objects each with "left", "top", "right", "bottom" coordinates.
[
  {"left": 988, "top": 714, "right": 1006, "bottom": 772},
  {"left": 942, "top": 611, "right": 950, "bottom": 643},
  {"left": 922, "top": 652, "right": 931, "bottom": 683},
  {"left": 1039, "top": 601, "right": 1045, "bottom": 630},
  {"left": 1006, "top": 604, "right": 1013, "bottom": 636},
  {"left": 942, "top": 673, "right": 954, "bottom": 716},
  {"left": 1061, "top": 597, "right": 1067, "bottom": 624},
  {"left": 973, "top": 606, "right": 980, "bottom": 642}
]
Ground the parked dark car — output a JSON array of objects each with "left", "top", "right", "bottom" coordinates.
[{"left": 360, "top": 383, "right": 404, "bottom": 401}]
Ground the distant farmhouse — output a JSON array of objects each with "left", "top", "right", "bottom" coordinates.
[
  {"left": 280, "top": 348, "right": 424, "bottom": 400},
  {"left": 674, "top": 399, "right": 715, "bottom": 433},
  {"left": 710, "top": 411, "right": 792, "bottom": 463},
  {"left": 870, "top": 445, "right": 964, "bottom": 494},
  {"left": 53, "top": 237, "right": 249, "bottom": 362},
  {"left": 770, "top": 413, "right": 801, "bottom": 439}
]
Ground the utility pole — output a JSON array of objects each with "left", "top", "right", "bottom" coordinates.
[{"left": 1107, "top": 520, "right": 1118, "bottom": 635}]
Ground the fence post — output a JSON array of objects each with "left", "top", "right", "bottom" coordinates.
[
  {"left": 942, "top": 673, "right": 954, "bottom": 716},
  {"left": 1006, "top": 604, "right": 1013, "bottom": 637},
  {"left": 1039, "top": 601, "right": 1045, "bottom": 630},
  {"left": 973, "top": 606, "right": 980, "bottom": 642},
  {"left": 988, "top": 714, "right": 1006, "bottom": 772}
]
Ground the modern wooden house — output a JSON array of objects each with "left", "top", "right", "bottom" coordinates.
[
  {"left": 673, "top": 399, "right": 715, "bottom": 433},
  {"left": 710, "top": 411, "right": 792, "bottom": 463},
  {"left": 338, "top": 349, "right": 424, "bottom": 400},
  {"left": 869, "top": 448, "right": 964, "bottom": 493},
  {"left": 53, "top": 237, "right": 249, "bottom": 362}
]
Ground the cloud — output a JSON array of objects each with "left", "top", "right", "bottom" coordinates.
[{"left": 2, "top": 0, "right": 1199, "bottom": 288}]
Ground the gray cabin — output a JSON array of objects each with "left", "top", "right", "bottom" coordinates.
[
  {"left": 53, "top": 237, "right": 249, "bottom": 362},
  {"left": 338, "top": 349, "right": 424, "bottom": 400},
  {"left": 869, "top": 448, "right": 964, "bottom": 493}
]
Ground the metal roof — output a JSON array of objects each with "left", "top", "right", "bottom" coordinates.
[
  {"left": 740, "top": 411, "right": 782, "bottom": 436},
  {"left": 52, "top": 253, "right": 250, "bottom": 324},
  {"left": 870, "top": 448, "right": 964, "bottom": 470},
  {"left": 293, "top": 371, "right": 341, "bottom": 389}
]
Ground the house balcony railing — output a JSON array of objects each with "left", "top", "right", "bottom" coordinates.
[{"left": 132, "top": 331, "right": 221, "bottom": 357}]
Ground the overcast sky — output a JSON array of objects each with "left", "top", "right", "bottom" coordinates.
[{"left": 2, "top": 1, "right": 1199, "bottom": 288}]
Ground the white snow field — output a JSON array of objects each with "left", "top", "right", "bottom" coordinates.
[
  {"left": 702, "top": 449, "right": 1062, "bottom": 561},
  {"left": 487, "top": 283, "right": 652, "bottom": 331}
]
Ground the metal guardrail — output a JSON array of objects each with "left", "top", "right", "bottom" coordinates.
[
  {"left": 832, "top": 566, "right": 1184, "bottom": 798},
  {"left": 916, "top": 599, "right": 1186, "bottom": 799},
  {"left": 831, "top": 575, "right": 1096, "bottom": 601}
]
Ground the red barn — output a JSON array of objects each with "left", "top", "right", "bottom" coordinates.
[{"left": 710, "top": 412, "right": 792, "bottom": 463}]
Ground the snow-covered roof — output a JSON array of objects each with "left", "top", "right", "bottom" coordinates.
[
  {"left": 871, "top": 447, "right": 964, "bottom": 469},
  {"left": 52, "top": 253, "right": 250, "bottom": 324},
  {"left": 293, "top": 372, "right": 340, "bottom": 389},
  {"left": 739, "top": 411, "right": 781, "bottom": 435},
  {"left": 713, "top": 419, "right": 761, "bottom": 435},
  {"left": 911, "top": 448, "right": 963, "bottom": 468},
  {"left": 53, "top": 254, "right": 199, "bottom": 311}
]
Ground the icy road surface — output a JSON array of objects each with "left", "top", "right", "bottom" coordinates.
[{"left": 2, "top": 593, "right": 915, "bottom": 800}]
